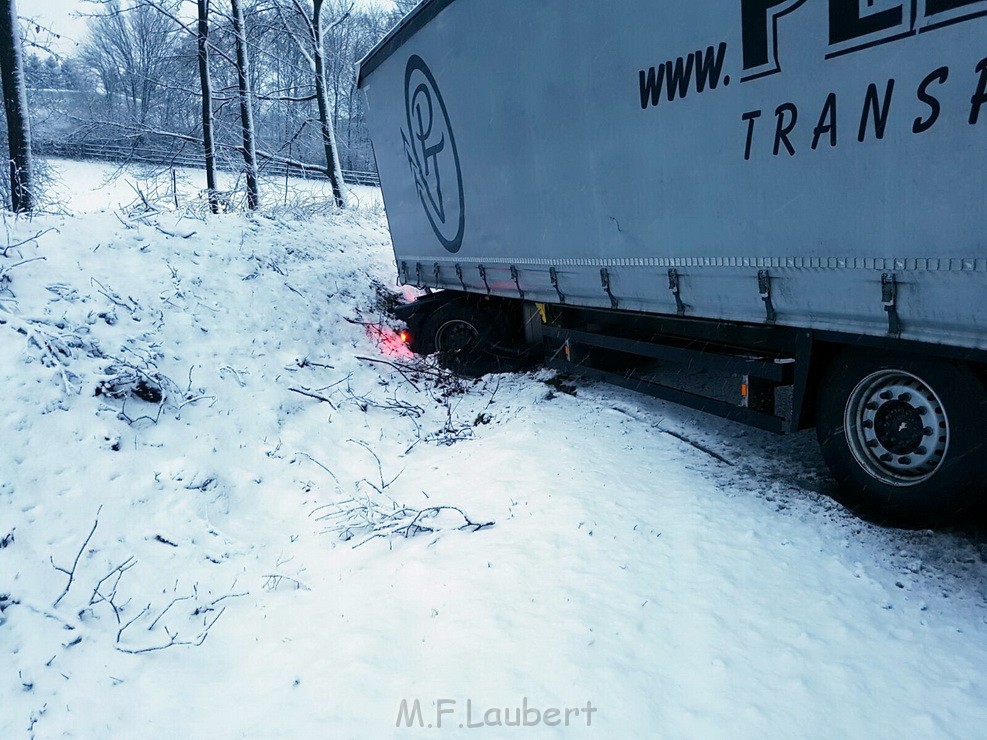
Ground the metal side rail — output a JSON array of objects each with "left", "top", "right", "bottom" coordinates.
[
  {"left": 541, "top": 326, "right": 795, "bottom": 382},
  {"left": 542, "top": 325, "right": 791, "bottom": 433},
  {"left": 546, "top": 358, "right": 786, "bottom": 433}
]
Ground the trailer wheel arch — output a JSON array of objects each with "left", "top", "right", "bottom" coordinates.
[
  {"left": 400, "top": 292, "right": 528, "bottom": 375},
  {"left": 792, "top": 337, "right": 987, "bottom": 432},
  {"left": 791, "top": 338, "right": 840, "bottom": 432}
]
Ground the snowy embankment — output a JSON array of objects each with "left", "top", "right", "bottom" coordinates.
[{"left": 2, "top": 163, "right": 987, "bottom": 737}]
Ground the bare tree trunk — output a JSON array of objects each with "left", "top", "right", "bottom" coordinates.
[
  {"left": 231, "top": 0, "right": 260, "bottom": 210},
  {"left": 0, "top": 0, "right": 34, "bottom": 212},
  {"left": 197, "top": 0, "right": 219, "bottom": 214},
  {"left": 346, "top": 82, "right": 354, "bottom": 165},
  {"left": 313, "top": 0, "right": 346, "bottom": 209}
]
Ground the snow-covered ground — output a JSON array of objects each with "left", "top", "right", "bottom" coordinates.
[{"left": 2, "top": 161, "right": 987, "bottom": 738}]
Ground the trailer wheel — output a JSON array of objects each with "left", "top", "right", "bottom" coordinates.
[
  {"left": 421, "top": 303, "right": 504, "bottom": 377},
  {"left": 816, "top": 351, "right": 986, "bottom": 527}
]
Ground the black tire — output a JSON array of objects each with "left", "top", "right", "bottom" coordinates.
[
  {"left": 816, "top": 350, "right": 987, "bottom": 527},
  {"left": 420, "top": 303, "right": 508, "bottom": 377}
]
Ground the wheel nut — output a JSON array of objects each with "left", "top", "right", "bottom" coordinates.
[
  {"left": 898, "top": 393, "right": 912, "bottom": 402},
  {"left": 898, "top": 457, "right": 911, "bottom": 465},
  {"left": 923, "top": 427, "right": 934, "bottom": 436}
]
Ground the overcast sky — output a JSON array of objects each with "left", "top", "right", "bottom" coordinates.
[
  {"left": 26, "top": 0, "right": 90, "bottom": 54},
  {"left": 26, "top": 0, "right": 395, "bottom": 56}
]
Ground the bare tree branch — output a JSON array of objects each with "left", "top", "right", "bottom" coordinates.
[{"left": 51, "top": 506, "right": 103, "bottom": 608}]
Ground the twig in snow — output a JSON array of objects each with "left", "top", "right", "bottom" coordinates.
[
  {"left": 348, "top": 438, "right": 403, "bottom": 492},
  {"left": 193, "top": 591, "right": 249, "bottom": 615},
  {"left": 126, "top": 180, "right": 157, "bottom": 213},
  {"left": 294, "top": 358, "right": 335, "bottom": 371},
  {"left": 262, "top": 575, "right": 311, "bottom": 592},
  {"left": 17, "top": 600, "right": 77, "bottom": 631},
  {"left": 88, "top": 556, "right": 137, "bottom": 608},
  {"left": 51, "top": 506, "right": 103, "bottom": 608},
  {"left": 296, "top": 452, "right": 341, "bottom": 487},
  {"left": 341, "top": 382, "right": 424, "bottom": 423},
  {"left": 355, "top": 356, "right": 426, "bottom": 390},
  {"left": 91, "top": 278, "right": 139, "bottom": 315},
  {"left": 149, "top": 591, "right": 195, "bottom": 631},
  {"left": 153, "top": 224, "right": 197, "bottom": 239},
  {"left": 116, "top": 395, "right": 165, "bottom": 427},
  {"left": 0, "top": 309, "right": 82, "bottom": 395},
  {"left": 289, "top": 386, "right": 337, "bottom": 408},
  {"left": 219, "top": 365, "right": 247, "bottom": 387},
  {"left": 483, "top": 375, "right": 503, "bottom": 410},
  {"left": 406, "top": 506, "right": 495, "bottom": 535},
  {"left": 116, "top": 606, "right": 227, "bottom": 655},
  {"left": 0, "top": 256, "right": 46, "bottom": 275},
  {"left": 176, "top": 394, "right": 216, "bottom": 411},
  {"left": 116, "top": 603, "right": 152, "bottom": 644},
  {"left": 1, "top": 227, "right": 56, "bottom": 257},
  {"left": 351, "top": 506, "right": 495, "bottom": 549}
]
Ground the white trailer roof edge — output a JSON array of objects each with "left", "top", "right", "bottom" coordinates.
[{"left": 356, "top": 0, "right": 457, "bottom": 89}]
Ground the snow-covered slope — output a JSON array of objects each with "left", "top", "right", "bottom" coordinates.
[{"left": 2, "top": 177, "right": 987, "bottom": 737}]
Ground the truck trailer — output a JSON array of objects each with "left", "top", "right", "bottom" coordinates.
[{"left": 356, "top": 0, "right": 987, "bottom": 526}]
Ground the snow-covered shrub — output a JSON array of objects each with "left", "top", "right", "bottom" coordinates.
[{"left": 0, "top": 155, "right": 58, "bottom": 212}]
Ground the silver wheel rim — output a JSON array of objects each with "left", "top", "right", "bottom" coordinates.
[
  {"left": 435, "top": 319, "right": 479, "bottom": 354},
  {"left": 844, "top": 369, "right": 950, "bottom": 487}
]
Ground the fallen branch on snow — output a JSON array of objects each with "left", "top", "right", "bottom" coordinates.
[
  {"left": 51, "top": 506, "right": 103, "bottom": 608},
  {"left": 0, "top": 306, "right": 83, "bottom": 395},
  {"left": 350, "top": 505, "right": 494, "bottom": 549},
  {"left": 1, "top": 227, "right": 57, "bottom": 257},
  {"left": 289, "top": 386, "right": 337, "bottom": 408},
  {"left": 262, "top": 574, "right": 311, "bottom": 592}
]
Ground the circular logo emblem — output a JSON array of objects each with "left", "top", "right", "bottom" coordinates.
[{"left": 402, "top": 55, "right": 465, "bottom": 254}]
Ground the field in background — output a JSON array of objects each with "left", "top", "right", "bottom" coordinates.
[{"left": 43, "top": 157, "right": 384, "bottom": 215}]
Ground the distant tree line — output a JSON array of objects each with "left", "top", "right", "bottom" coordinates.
[
  {"left": 0, "top": 0, "right": 408, "bottom": 212},
  {"left": 24, "top": 55, "right": 90, "bottom": 91}
]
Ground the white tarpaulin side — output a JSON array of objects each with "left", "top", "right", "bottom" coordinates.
[{"left": 360, "top": 0, "right": 987, "bottom": 350}]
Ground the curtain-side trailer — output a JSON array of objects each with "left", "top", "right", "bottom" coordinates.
[{"left": 357, "top": 0, "right": 987, "bottom": 526}]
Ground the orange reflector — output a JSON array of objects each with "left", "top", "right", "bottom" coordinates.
[
  {"left": 399, "top": 331, "right": 411, "bottom": 344},
  {"left": 741, "top": 383, "right": 749, "bottom": 398}
]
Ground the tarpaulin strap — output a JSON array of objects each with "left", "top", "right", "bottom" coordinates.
[
  {"left": 758, "top": 270, "right": 776, "bottom": 324},
  {"left": 601, "top": 268, "right": 618, "bottom": 309},
  {"left": 882, "top": 273, "right": 901, "bottom": 338},
  {"left": 455, "top": 264, "right": 467, "bottom": 292},
  {"left": 550, "top": 267, "right": 566, "bottom": 304},
  {"left": 668, "top": 269, "right": 685, "bottom": 316},
  {"left": 478, "top": 264, "right": 490, "bottom": 295},
  {"left": 511, "top": 265, "right": 525, "bottom": 300}
]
